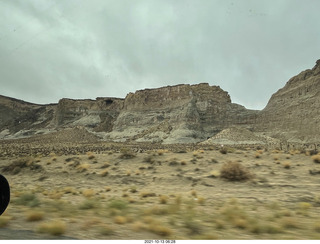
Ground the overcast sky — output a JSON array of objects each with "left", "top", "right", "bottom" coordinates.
[{"left": 1, "top": 0, "right": 320, "bottom": 110}]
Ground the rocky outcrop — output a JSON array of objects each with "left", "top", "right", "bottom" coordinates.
[
  {"left": 1, "top": 59, "right": 319, "bottom": 146},
  {"left": 0, "top": 95, "right": 55, "bottom": 138},
  {"left": 201, "top": 126, "right": 280, "bottom": 148},
  {"left": 54, "top": 97, "right": 124, "bottom": 132},
  {"left": 0, "top": 96, "right": 124, "bottom": 139},
  {"left": 256, "top": 59, "right": 320, "bottom": 145},
  {"left": 107, "top": 83, "right": 258, "bottom": 143}
]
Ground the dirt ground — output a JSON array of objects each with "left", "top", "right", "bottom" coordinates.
[{"left": 0, "top": 141, "right": 320, "bottom": 240}]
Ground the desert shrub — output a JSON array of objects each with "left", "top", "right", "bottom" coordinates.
[
  {"left": 309, "top": 149, "right": 319, "bottom": 156},
  {"left": 100, "top": 162, "right": 110, "bottom": 169},
  {"left": 14, "top": 193, "right": 41, "bottom": 207},
  {"left": 298, "top": 202, "right": 312, "bottom": 210},
  {"left": 37, "top": 220, "right": 66, "bottom": 236},
  {"left": 62, "top": 187, "right": 77, "bottom": 195},
  {"left": 148, "top": 222, "right": 172, "bottom": 237},
  {"left": 183, "top": 216, "right": 202, "bottom": 235},
  {"left": 283, "top": 161, "right": 291, "bottom": 169},
  {"left": 312, "top": 154, "right": 320, "bottom": 163},
  {"left": 77, "top": 163, "right": 90, "bottom": 172},
  {"left": 281, "top": 217, "right": 300, "bottom": 229},
  {"left": 100, "top": 169, "right": 109, "bottom": 177},
  {"left": 209, "top": 170, "right": 220, "bottom": 178},
  {"left": 119, "top": 148, "right": 136, "bottom": 159},
  {"left": 314, "top": 222, "right": 320, "bottom": 233},
  {"left": 255, "top": 152, "right": 262, "bottom": 158},
  {"left": 108, "top": 199, "right": 128, "bottom": 210},
  {"left": 157, "top": 149, "right": 168, "bottom": 155},
  {"left": 159, "top": 195, "right": 169, "bottom": 204},
  {"left": 2, "top": 157, "right": 43, "bottom": 175},
  {"left": 220, "top": 161, "right": 252, "bottom": 181},
  {"left": 233, "top": 218, "right": 249, "bottom": 229},
  {"left": 140, "top": 192, "right": 156, "bottom": 198},
  {"left": 261, "top": 223, "right": 283, "bottom": 234},
  {"left": 82, "top": 189, "right": 95, "bottom": 198},
  {"left": 98, "top": 224, "right": 114, "bottom": 235},
  {"left": 26, "top": 210, "right": 44, "bottom": 222},
  {"left": 113, "top": 216, "right": 127, "bottom": 224},
  {"left": 197, "top": 197, "right": 205, "bottom": 205},
  {"left": 143, "top": 155, "right": 155, "bottom": 163},
  {"left": 86, "top": 152, "right": 95, "bottom": 160},
  {"left": 219, "top": 148, "right": 228, "bottom": 154},
  {"left": 0, "top": 216, "right": 10, "bottom": 227},
  {"left": 79, "top": 199, "right": 97, "bottom": 210}
]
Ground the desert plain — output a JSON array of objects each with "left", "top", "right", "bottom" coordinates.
[{"left": 1, "top": 138, "right": 320, "bottom": 240}]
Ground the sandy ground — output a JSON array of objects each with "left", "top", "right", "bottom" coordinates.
[{"left": 0, "top": 142, "right": 320, "bottom": 240}]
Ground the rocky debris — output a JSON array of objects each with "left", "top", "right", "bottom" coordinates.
[
  {"left": 2, "top": 127, "right": 100, "bottom": 145},
  {"left": 201, "top": 126, "right": 280, "bottom": 148}
]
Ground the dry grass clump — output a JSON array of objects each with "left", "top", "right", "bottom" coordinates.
[
  {"left": 98, "top": 224, "right": 114, "bottom": 236},
  {"left": 62, "top": 187, "right": 77, "bottom": 195},
  {"left": 100, "top": 162, "right": 110, "bottom": 169},
  {"left": 0, "top": 216, "right": 11, "bottom": 227},
  {"left": 143, "top": 155, "right": 155, "bottom": 163},
  {"left": 37, "top": 220, "right": 66, "bottom": 236},
  {"left": 140, "top": 192, "right": 157, "bottom": 198},
  {"left": 209, "top": 170, "right": 220, "bottom": 178},
  {"left": 2, "top": 157, "right": 43, "bottom": 175},
  {"left": 77, "top": 163, "right": 90, "bottom": 172},
  {"left": 311, "top": 154, "right": 320, "bottom": 163},
  {"left": 14, "top": 192, "right": 41, "bottom": 207},
  {"left": 159, "top": 195, "right": 169, "bottom": 204},
  {"left": 82, "top": 189, "right": 95, "bottom": 198},
  {"left": 148, "top": 222, "right": 172, "bottom": 237},
  {"left": 196, "top": 197, "right": 205, "bottom": 205},
  {"left": 283, "top": 161, "right": 291, "bottom": 169},
  {"left": 79, "top": 199, "right": 97, "bottom": 210},
  {"left": 280, "top": 217, "right": 300, "bottom": 229},
  {"left": 119, "top": 147, "right": 136, "bottom": 159},
  {"left": 157, "top": 149, "right": 168, "bottom": 155},
  {"left": 255, "top": 152, "right": 261, "bottom": 158},
  {"left": 131, "top": 221, "right": 147, "bottom": 232},
  {"left": 113, "top": 216, "right": 127, "bottom": 224},
  {"left": 99, "top": 169, "right": 109, "bottom": 177},
  {"left": 108, "top": 199, "right": 128, "bottom": 211},
  {"left": 26, "top": 210, "right": 44, "bottom": 222},
  {"left": 220, "top": 161, "right": 252, "bottom": 181},
  {"left": 219, "top": 147, "right": 228, "bottom": 154},
  {"left": 314, "top": 222, "right": 320, "bottom": 233},
  {"left": 86, "top": 151, "right": 95, "bottom": 160}
]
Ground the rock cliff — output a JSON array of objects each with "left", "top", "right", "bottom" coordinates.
[
  {"left": 0, "top": 95, "right": 55, "bottom": 138},
  {"left": 256, "top": 59, "right": 320, "bottom": 145},
  {"left": 107, "top": 83, "right": 258, "bottom": 143},
  {"left": 54, "top": 97, "right": 124, "bottom": 132},
  {"left": 1, "top": 59, "right": 319, "bottom": 146}
]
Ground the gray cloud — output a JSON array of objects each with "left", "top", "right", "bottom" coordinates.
[{"left": 1, "top": 0, "right": 320, "bottom": 109}]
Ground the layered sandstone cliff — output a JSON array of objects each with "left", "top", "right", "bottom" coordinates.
[
  {"left": 0, "top": 95, "right": 55, "bottom": 138},
  {"left": 1, "top": 59, "right": 319, "bottom": 146},
  {"left": 106, "top": 83, "right": 258, "bottom": 143},
  {"left": 256, "top": 59, "right": 320, "bottom": 144},
  {"left": 54, "top": 97, "right": 124, "bottom": 132}
]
